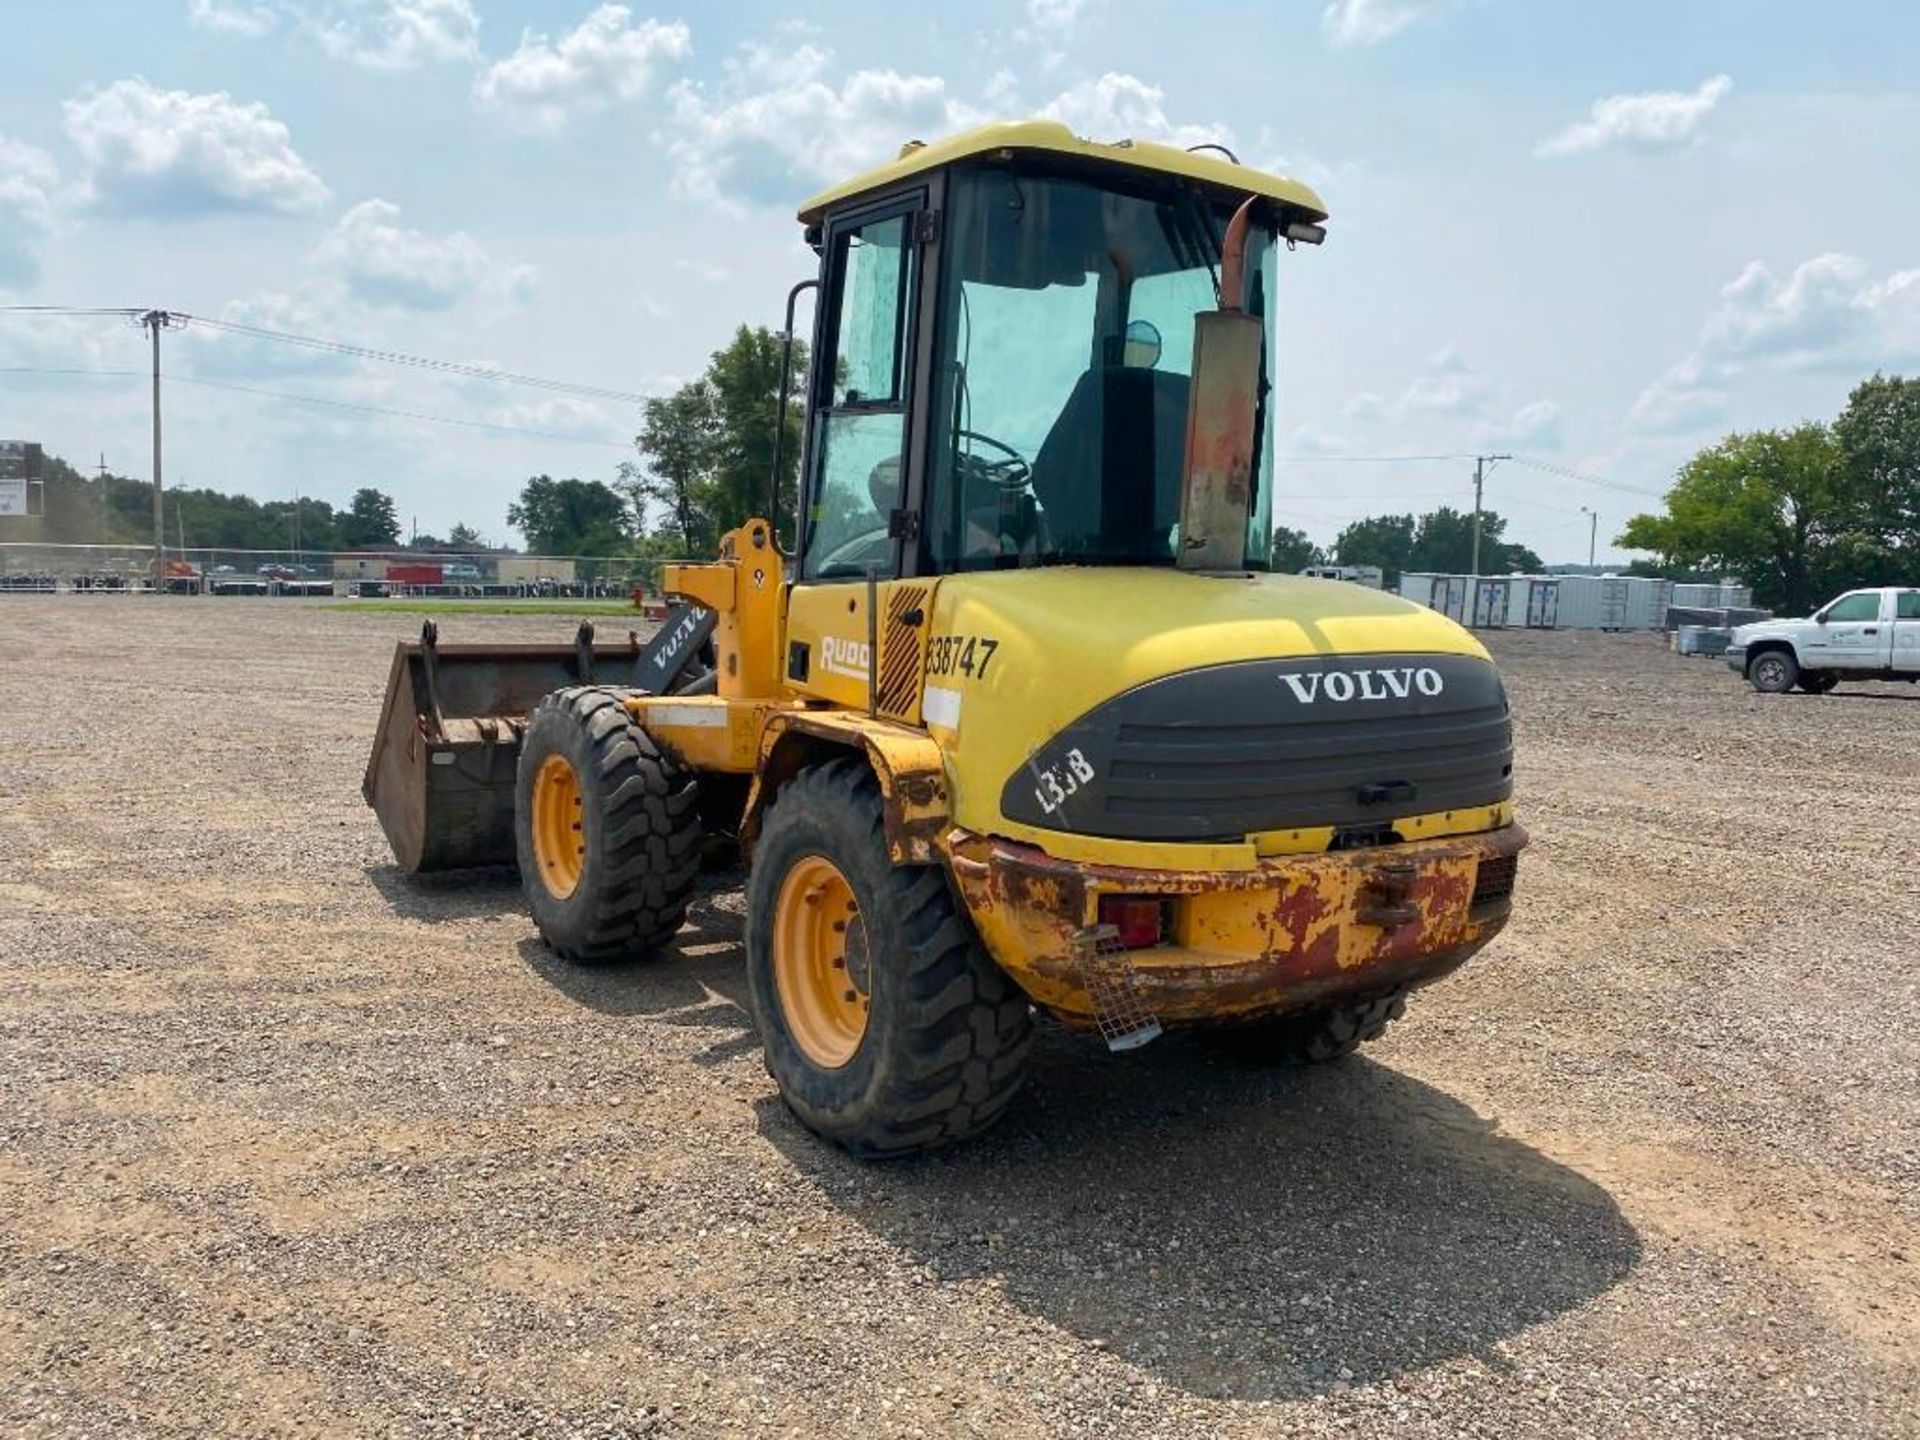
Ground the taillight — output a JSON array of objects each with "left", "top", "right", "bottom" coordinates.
[{"left": 1096, "top": 895, "right": 1168, "bottom": 950}]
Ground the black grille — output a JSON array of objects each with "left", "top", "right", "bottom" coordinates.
[
  {"left": 1002, "top": 652, "right": 1513, "bottom": 842},
  {"left": 1472, "top": 853, "right": 1518, "bottom": 908}
]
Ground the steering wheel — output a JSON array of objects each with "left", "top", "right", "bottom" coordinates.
[
  {"left": 817, "top": 526, "right": 892, "bottom": 577},
  {"left": 955, "top": 429, "right": 1032, "bottom": 492}
]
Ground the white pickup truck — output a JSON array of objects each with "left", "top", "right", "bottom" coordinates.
[{"left": 1727, "top": 586, "right": 1920, "bottom": 693}]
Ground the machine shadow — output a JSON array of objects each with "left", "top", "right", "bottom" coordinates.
[
  {"left": 513, "top": 878, "right": 757, "bottom": 1060},
  {"left": 364, "top": 863, "right": 523, "bottom": 922},
  {"left": 758, "top": 1029, "right": 1640, "bottom": 1402}
]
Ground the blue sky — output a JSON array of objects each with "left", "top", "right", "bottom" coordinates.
[{"left": 2, "top": 0, "right": 1917, "bottom": 559}]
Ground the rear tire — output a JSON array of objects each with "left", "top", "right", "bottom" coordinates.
[
  {"left": 1219, "top": 990, "right": 1408, "bottom": 1065},
  {"left": 745, "top": 757, "right": 1032, "bottom": 1158},
  {"left": 1749, "top": 649, "right": 1799, "bottom": 694},
  {"left": 514, "top": 687, "right": 701, "bottom": 964}
]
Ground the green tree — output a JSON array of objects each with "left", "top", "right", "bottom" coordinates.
[
  {"left": 340, "top": 487, "right": 401, "bottom": 549},
  {"left": 446, "top": 522, "right": 486, "bottom": 551},
  {"left": 707, "top": 325, "right": 808, "bottom": 546},
  {"left": 1406, "top": 505, "right": 1535, "bottom": 575},
  {"left": 507, "top": 475, "right": 634, "bottom": 556},
  {"left": 1333, "top": 513, "right": 1416, "bottom": 582},
  {"left": 1617, "top": 425, "right": 1869, "bottom": 612},
  {"left": 1269, "top": 525, "right": 1322, "bottom": 572},
  {"left": 627, "top": 379, "right": 721, "bottom": 552},
  {"left": 620, "top": 326, "right": 809, "bottom": 557},
  {"left": 1833, "top": 373, "right": 1920, "bottom": 552}
]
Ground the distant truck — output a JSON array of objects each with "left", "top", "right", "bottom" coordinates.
[
  {"left": 1727, "top": 586, "right": 1920, "bottom": 693},
  {"left": 1301, "top": 563, "right": 1385, "bottom": 589}
]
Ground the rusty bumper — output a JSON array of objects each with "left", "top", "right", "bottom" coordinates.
[{"left": 946, "top": 825, "right": 1526, "bottom": 1028}]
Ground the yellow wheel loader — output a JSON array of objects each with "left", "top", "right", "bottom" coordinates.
[{"left": 365, "top": 121, "right": 1525, "bottom": 1157}]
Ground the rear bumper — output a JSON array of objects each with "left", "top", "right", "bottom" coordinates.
[{"left": 947, "top": 825, "right": 1526, "bottom": 1028}]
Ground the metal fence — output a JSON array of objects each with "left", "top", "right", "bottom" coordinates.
[{"left": 0, "top": 543, "right": 694, "bottom": 598}]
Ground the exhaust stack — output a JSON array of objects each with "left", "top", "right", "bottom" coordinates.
[{"left": 1176, "top": 196, "right": 1264, "bottom": 572}]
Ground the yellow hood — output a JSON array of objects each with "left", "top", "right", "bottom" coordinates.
[{"left": 923, "top": 566, "right": 1492, "bottom": 856}]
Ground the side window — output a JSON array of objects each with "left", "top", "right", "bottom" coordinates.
[
  {"left": 1898, "top": 593, "right": 1920, "bottom": 620},
  {"left": 1824, "top": 592, "right": 1881, "bottom": 623},
  {"left": 803, "top": 212, "right": 917, "bottom": 581}
]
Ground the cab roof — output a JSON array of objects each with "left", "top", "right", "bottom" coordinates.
[{"left": 796, "top": 119, "right": 1330, "bottom": 227}]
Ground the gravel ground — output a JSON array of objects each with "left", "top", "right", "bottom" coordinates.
[{"left": 1, "top": 598, "right": 1915, "bottom": 1439}]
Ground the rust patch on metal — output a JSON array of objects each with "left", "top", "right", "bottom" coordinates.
[{"left": 948, "top": 825, "right": 1527, "bottom": 1028}]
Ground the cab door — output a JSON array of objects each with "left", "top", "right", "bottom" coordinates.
[
  {"left": 1891, "top": 591, "right": 1920, "bottom": 674},
  {"left": 785, "top": 192, "right": 936, "bottom": 723},
  {"left": 1807, "top": 590, "right": 1888, "bottom": 671}
]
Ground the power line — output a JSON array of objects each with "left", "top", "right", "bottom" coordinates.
[
  {"left": 1509, "top": 453, "right": 1665, "bottom": 501},
  {"left": 0, "top": 365, "right": 635, "bottom": 448},
  {"left": 1278, "top": 451, "right": 1478, "bottom": 464},
  {"left": 169, "top": 374, "right": 635, "bottom": 448},
  {"left": 1, "top": 304, "right": 647, "bottom": 405},
  {"left": 180, "top": 315, "right": 646, "bottom": 405},
  {"left": 0, "top": 304, "right": 143, "bottom": 316}
]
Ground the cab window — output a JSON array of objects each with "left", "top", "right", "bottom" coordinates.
[
  {"left": 1897, "top": 592, "right": 1920, "bottom": 620},
  {"left": 802, "top": 210, "right": 918, "bottom": 581},
  {"left": 1823, "top": 592, "right": 1881, "bottom": 623}
]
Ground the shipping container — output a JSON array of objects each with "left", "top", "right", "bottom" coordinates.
[{"left": 1472, "top": 578, "right": 1509, "bottom": 629}]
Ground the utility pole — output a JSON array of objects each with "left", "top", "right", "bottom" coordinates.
[
  {"left": 1469, "top": 453, "right": 1511, "bottom": 576},
  {"left": 138, "top": 310, "right": 186, "bottom": 581},
  {"left": 1581, "top": 505, "right": 1598, "bottom": 569}
]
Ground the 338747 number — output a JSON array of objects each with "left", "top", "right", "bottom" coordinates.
[
  {"left": 927, "top": 633, "right": 999, "bottom": 680},
  {"left": 1032, "top": 747, "right": 1096, "bottom": 814}
]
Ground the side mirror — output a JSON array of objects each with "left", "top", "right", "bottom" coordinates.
[{"left": 1814, "top": 612, "right": 1828, "bottom": 625}]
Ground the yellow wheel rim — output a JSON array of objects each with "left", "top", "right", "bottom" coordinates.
[
  {"left": 530, "top": 753, "right": 586, "bottom": 899},
  {"left": 772, "top": 855, "right": 870, "bottom": 1069}
]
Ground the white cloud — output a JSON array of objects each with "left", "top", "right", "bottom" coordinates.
[
  {"left": 1703, "top": 253, "right": 1876, "bottom": 363},
  {"left": 667, "top": 44, "right": 976, "bottom": 208},
  {"left": 475, "top": 5, "right": 691, "bottom": 132},
  {"left": 1535, "top": 75, "right": 1733, "bottom": 159},
  {"left": 1626, "top": 355, "right": 1726, "bottom": 434},
  {"left": 1026, "top": 0, "right": 1086, "bottom": 27},
  {"left": 187, "top": 0, "right": 279, "bottom": 37},
  {"left": 1335, "top": 346, "right": 1562, "bottom": 449},
  {"left": 315, "top": 198, "right": 535, "bottom": 311},
  {"left": 1478, "top": 398, "right": 1564, "bottom": 450},
  {"left": 1627, "top": 252, "right": 1920, "bottom": 433},
  {"left": 1398, "top": 343, "right": 1493, "bottom": 417},
  {"left": 0, "top": 138, "right": 60, "bottom": 290},
  {"left": 63, "top": 78, "right": 329, "bottom": 217},
  {"left": 307, "top": 0, "right": 480, "bottom": 70},
  {"left": 1321, "top": 0, "right": 1452, "bottom": 48},
  {"left": 185, "top": 286, "right": 361, "bottom": 378},
  {"left": 1039, "top": 73, "right": 1228, "bottom": 150}
]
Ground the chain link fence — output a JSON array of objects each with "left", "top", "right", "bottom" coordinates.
[{"left": 0, "top": 543, "right": 693, "bottom": 598}]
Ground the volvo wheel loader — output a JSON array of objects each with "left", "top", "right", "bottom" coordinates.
[{"left": 365, "top": 120, "right": 1526, "bottom": 1157}]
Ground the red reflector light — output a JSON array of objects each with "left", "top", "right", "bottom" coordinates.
[{"left": 1097, "top": 895, "right": 1167, "bottom": 950}]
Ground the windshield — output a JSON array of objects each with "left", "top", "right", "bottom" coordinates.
[{"left": 925, "top": 167, "right": 1278, "bottom": 574}]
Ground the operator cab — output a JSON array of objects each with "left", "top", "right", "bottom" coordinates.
[{"left": 791, "top": 121, "right": 1328, "bottom": 586}]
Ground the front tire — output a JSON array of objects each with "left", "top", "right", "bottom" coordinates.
[
  {"left": 1220, "top": 990, "right": 1408, "bottom": 1065},
  {"left": 514, "top": 687, "right": 701, "bottom": 964},
  {"left": 1749, "top": 649, "right": 1799, "bottom": 694},
  {"left": 746, "top": 758, "right": 1032, "bottom": 1158}
]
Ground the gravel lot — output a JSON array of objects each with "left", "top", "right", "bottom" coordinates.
[{"left": 1, "top": 598, "right": 1915, "bottom": 1439}]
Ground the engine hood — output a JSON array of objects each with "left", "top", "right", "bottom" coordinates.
[{"left": 921, "top": 567, "right": 1498, "bottom": 856}]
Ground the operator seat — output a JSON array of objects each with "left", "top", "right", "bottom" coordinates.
[{"left": 1030, "top": 367, "right": 1191, "bottom": 558}]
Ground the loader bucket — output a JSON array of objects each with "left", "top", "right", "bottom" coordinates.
[{"left": 363, "top": 621, "right": 666, "bottom": 874}]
